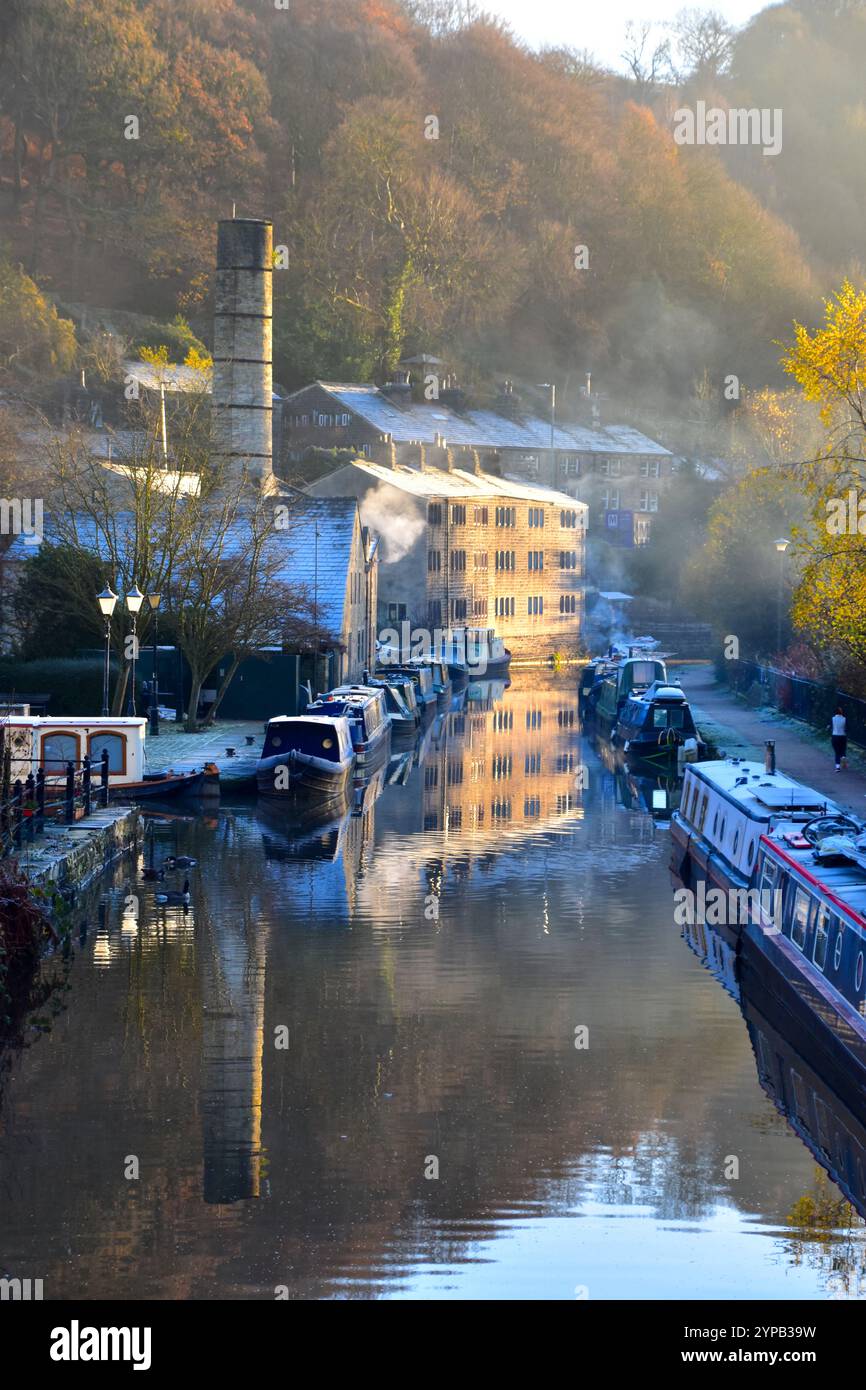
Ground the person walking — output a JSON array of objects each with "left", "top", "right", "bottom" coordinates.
[{"left": 831, "top": 706, "right": 848, "bottom": 771}]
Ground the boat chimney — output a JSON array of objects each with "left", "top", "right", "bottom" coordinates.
[
  {"left": 764, "top": 739, "right": 776, "bottom": 775},
  {"left": 212, "top": 217, "right": 274, "bottom": 488}
]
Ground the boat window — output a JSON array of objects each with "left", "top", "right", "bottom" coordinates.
[
  {"left": 719, "top": 817, "right": 726, "bottom": 843},
  {"left": 697, "top": 794, "right": 709, "bottom": 833},
  {"left": 834, "top": 923, "right": 845, "bottom": 972},
  {"left": 746, "top": 838, "right": 755, "bottom": 866},
  {"left": 760, "top": 856, "right": 777, "bottom": 894},
  {"left": 652, "top": 707, "right": 667, "bottom": 728},
  {"left": 732, "top": 828, "right": 740, "bottom": 856},
  {"left": 41, "top": 731, "right": 81, "bottom": 773},
  {"left": 791, "top": 888, "right": 811, "bottom": 952},
  {"left": 813, "top": 906, "right": 831, "bottom": 972},
  {"left": 668, "top": 707, "right": 686, "bottom": 729},
  {"left": 88, "top": 732, "right": 126, "bottom": 775},
  {"left": 857, "top": 952, "right": 864, "bottom": 994},
  {"left": 712, "top": 810, "right": 719, "bottom": 835}
]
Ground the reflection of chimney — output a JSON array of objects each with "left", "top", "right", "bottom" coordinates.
[{"left": 212, "top": 218, "right": 273, "bottom": 487}]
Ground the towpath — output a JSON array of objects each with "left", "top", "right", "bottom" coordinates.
[{"left": 674, "top": 662, "right": 865, "bottom": 817}]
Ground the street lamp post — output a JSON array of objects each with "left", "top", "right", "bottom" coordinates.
[
  {"left": 147, "top": 592, "right": 161, "bottom": 736},
  {"left": 97, "top": 586, "right": 118, "bottom": 716},
  {"left": 125, "top": 585, "right": 144, "bottom": 716},
  {"left": 775, "top": 538, "right": 790, "bottom": 656}
]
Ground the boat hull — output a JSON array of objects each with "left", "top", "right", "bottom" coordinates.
[
  {"left": 256, "top": 751, "right": 354, "bottom": 804},
  {"left": 108, "top": 770, "right": 206, "bottom": 802}
]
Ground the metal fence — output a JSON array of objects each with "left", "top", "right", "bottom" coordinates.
[
  {"left": 721, "top": 659, "right": 866, "bottom": 748},
  {"left": 0, "top": 751, "right": 110, "bottom": 859}
]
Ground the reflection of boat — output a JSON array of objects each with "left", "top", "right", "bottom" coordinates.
[
  {"left": 679, "top": 901, "right": 866, "bottom": 1223},
  {"left": 591, "top": 730, "right": 682, "bottom": 826},
  {"left": 257, "top": 800, "right": 348, "bottom": 863},
  {"left": 613, "top": 681, "right": 705, "bottom": 765},
  {"left": 256, "top": 715, "right": 354, "bottom": 804}
]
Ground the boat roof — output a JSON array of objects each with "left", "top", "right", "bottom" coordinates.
[
  {"left": 4, "top": 716, "right": 147, "bottom": 729},
  {"left": 633, "top": 682, "right": 686, "bottom": 703},
  {"left": 762, "top": 834, "right": 866, "bottom": 932},
  {"left": 267, "top": 714, "right": 350, "bottom": 729},
  {"left": 324, "top": 686, "right": 386, "bottom": 706},
  {"left": 688, "top": 758, "right": 834, "bottom": 819}
]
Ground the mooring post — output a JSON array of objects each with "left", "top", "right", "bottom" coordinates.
[
  {"left": 36, "top": 767, "right": 45, "bottom": 834},
  {"left": 65, "top": 761, "right": 75, "bottom": 823},
  {"left": 101, "top": 749, "right": 110, "bottom": 808},
  {"left": 24, "top": 772, "right": 35, "bottom": 842},
  {"left": 83, "top": 755, "right": 92, "bottom": 817},
  {"left": 12, "top": 778, "right": 22, "bottom": 848}
]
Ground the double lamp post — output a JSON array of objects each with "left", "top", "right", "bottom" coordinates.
[{"left": 97, "top": 585, "right": 163, "bottom": 734}]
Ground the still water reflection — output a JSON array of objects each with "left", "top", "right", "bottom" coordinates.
[{"left": 1, "top": 676, "right": 864, "bottom": 1300}]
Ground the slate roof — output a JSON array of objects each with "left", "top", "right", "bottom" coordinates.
[
  {"left": 327, "top": 459, "right": 589, "bottom": 511},
  {"left": 302, "top": 383, "right": 670, "bottom": 457}
]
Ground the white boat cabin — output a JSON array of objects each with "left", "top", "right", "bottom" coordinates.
[
  {"left": 678, "top": 758, "right": 835, "bottom": 884},
  {"left": 1, "top": 716, "right": 148, "bottom": 787}
]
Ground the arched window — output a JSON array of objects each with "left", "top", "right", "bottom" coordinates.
[
  {"left": 41, "top": 731, "right": 81, "bottom": 774},
  {"left": 88, "top": 732, "right": 127, "bottom": 776}
]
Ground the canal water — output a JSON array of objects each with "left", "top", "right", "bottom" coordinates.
[{"left": 1, "top": 675, "right": 864, "bottom": 1300}]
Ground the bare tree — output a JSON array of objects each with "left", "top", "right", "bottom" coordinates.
[
  {"left": 670, "top": 8, "right": 735, "bottom": 84},
  {"left": 621, "top": 21, "right": 673, "bottom": 101}
]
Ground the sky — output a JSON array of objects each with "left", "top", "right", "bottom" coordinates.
[{"left": 478, "top": 1, "right": 768, "bottom": 69}]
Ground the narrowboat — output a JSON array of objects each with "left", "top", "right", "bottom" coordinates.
[
  {"left": 376, "top": 662, "right": 437, "bottom": 711},
  {"left": 353, "top": 674, "right": 419, "bottom": 740},
  {"left": 741, "top": 826, "right": 866, "bottom": 1106},
  {"left": 256, "top": 714, "right": 355, "bottom": 804},
  {"left": 578, "top": 655, "right": 618, "bottom": 716},
  {"left": 589, "top": 651, "right": 668, "bottom": 735},
  {"left": 434, "top": 626, "right": 511, "bottom": 680},
  {"left": 671, "top": 756, "right": 835, "bottom": 927},
  {"left": 417, "top": 657, "right": 452, "bottom": 703},
  {"left": 0, "top": 715, "right": 206, "bottom": 801},
  {"left": 613, "top": 681, "right": 705, "bottom": 765},
  {"left": 306, "top": 686, "right": 391, "bottom": 766}
]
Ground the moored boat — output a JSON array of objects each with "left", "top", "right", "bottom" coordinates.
[
  {"left": 671, "top": 757, "right": 836, "bottom": 938},
  {"left": 613, "top": 680, "right": 705, "bottom": 765},
  {"left": 306, "top": 686, "right": 391, "bottom": 766},
  {"left": 586, "top": 648, "right": 668, "bottom": 734},
  {"left": 256, "top": 714, "right": 355, "bottom": 804},
  {"left": 351, "top": 674, "right": 419, "bottom": 740},
  {"left": 376, "top": 661, "right": 437, "bottom": 712}
]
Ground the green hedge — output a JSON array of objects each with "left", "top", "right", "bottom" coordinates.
[{"left": 0, "top": 659, "right": 114, "bottom": 716}]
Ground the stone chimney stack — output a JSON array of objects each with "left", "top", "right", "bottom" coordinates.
[{"left": 212, "top": 218, "right": 273, "bottom": 487}]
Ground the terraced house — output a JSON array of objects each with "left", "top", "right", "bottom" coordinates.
[{"left": 307, "top": 454, "right": 587, "bottom": 660}]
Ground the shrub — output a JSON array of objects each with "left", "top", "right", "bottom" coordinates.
[{"left": 0, "top": 658, "right": 112, "bottom": 715}]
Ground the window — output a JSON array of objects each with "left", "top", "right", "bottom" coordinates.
[
  {"left": 712, "top": 810, "right": 719, "bottom": 836},
  {"left": 639, "top": 491, "right": 659, "bottom": 512},
  {"left": 560, "top": 509, "right": 579, "bottom": 528},
  {"left": 560, "top": 551, "right": 578, "bottom": 569},
  {"left": 495, "top": 506, "right": 516, "bottom": 528},
  {"left": 559, "top": 594, "right": 578, "bottom": 613},
  {"left": 857, "top": 952, "right": 865, "bottom": 995},
  {"left": 791, "top": 889, "right": 812, "bottom": 951},
  {"left": 834, "top": 923, "right": 846, "bottom": 971},
  {"left": 474, "top": 551, "right": 488, "bottom": 569},
  {"left": 813, "top": 906, "right": 831, "bottom": 972},
  {"left": 528, "top": 596, "right": 543, "bottom": 615},
  {"left": 560, "top": 457, "right": 580, "bottom": 477},
  {"left": 732, "top": 828, "right": 740, "bottom": 857},
  {"left": 427, "top": 550, "right": 442, "bottom": 573},
  {"left": 88, "top": 732, "right": 127, "bottom": 775},
  {"left": 495, "top": 550, "right": 515, "bottom": 571},
  {"left": 640, "top": 457, "right": 661, "bottom": 478},
  {"left": 602, "top": 457, "right": 622, "bottom": 477},
  {"left": 473, "top": 597, "right": 488, "bottom": 617},
  {"left": 527, "top": 550, "right": 544, "bottom": 571},
  {"left": 495, "top": 596, "right": 515, "bottom": 617},
  {"left": 428, "top": 503, "right": 442, "bottom": 526},
  {"left": 428, "top": 599, "right": 442, "bottom": 626},
  {"left": 450, "top": 549, "right": 466, "bottom": 572},
  {"left": 697, "top": 793, "right": 709, "bottom": 833},
  {"left": 41, "top": 731, "right": 81, "bottom": 773},
  {"left": 451, "top": 504, "right": 466, "bottom": 525},
  {"left": 387, "top": 602, "right": 407, "bottom": 622},
  {"left": 601, "top": 489, "right": 621, "bottom": 511},
  {"left": 528, "top": 507, "right": 545, "bottom": 527},
  {"left": 451, "top": 597, "right": 468, "bottom": 620},
  {"left": 474, "top": 506, "right": 488, "bottom": 525}
]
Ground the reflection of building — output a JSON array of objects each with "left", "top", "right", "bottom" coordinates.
[
  {"left": 411, "top": 684, "right": 584, "bottom": 847},
  {"left": 309, "top": 460, "right": 587, "bottom": 659}
]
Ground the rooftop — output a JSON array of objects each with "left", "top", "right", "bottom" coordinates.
[
  {"left": 300, "top": 382, "right": 671, "bottom": 457},
  {"left": 335, "top": 458, "right": 589, "bottom": 511}
]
